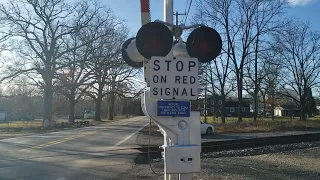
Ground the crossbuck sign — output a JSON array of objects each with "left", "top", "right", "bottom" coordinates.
[{"left": 150, "top": 56, "right": 199, "bottom": 100}]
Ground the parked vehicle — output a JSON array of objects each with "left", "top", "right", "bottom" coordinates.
[
  {"left": 84, "top": 110, "right": 95, "bottom": 119},
  {"left": 200, "top": 121, "right": 215, "bottom": 135}
]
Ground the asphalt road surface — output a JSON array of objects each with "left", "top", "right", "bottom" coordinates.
[{"left": 0, "top": 116, "right": 149, "bottom": 180}]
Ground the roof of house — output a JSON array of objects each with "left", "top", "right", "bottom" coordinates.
[{"left": 279, "top": 105, "right": 300, "bottom": 110}]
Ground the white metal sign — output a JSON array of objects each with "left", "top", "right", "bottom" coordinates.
[{"left": 150, "top": 56, "right": 199, "bottom": 100}]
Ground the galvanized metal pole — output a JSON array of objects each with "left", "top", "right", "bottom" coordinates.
[
  {"left": 164, "top": 1, "right": 193, "bottom": 179},
  {"left": 164, "top": 0, "right": 173, "bottom": 24},
  {"left": 163, "top": 1, "right": 173, "bottom": 179}
]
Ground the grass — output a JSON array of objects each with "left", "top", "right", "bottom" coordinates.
[
  {"left": 201, "top": 116, "right": 320, "bottom": 134},
  {"left": 0, "top": 115, "right": 137, "bottom": 140}
]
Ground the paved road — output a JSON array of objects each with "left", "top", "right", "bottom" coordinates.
[{"left": 0, "top": 116, "right": 148, "bottom": 180}]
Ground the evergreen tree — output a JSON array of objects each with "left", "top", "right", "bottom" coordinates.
[{"left": 305, "top": 87, "right": 317, "bottom": 117}]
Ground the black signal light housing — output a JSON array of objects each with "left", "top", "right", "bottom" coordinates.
[
  {"left": 136, "top": 22, "right": 173, "bottom": 59},
  {"left": 186, "top": 26, "right": 222, "bottom": 63}
]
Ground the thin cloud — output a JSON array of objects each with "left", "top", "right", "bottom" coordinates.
[{"left": 287, "top": 0, "right": 317, "bottom": 6}]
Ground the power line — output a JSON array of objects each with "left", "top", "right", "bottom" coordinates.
[
  {"left": 182, "top": 0, "right": 190, "bottom": 23},
  {"left": 184, "top": 0, "right": 193, "bottom": 25}
]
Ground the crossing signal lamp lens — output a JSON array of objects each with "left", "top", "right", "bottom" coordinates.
[
  {"left": 186, "top": 26, "right": 222, "bottom": 63},
  {"left": 136, "top": 22, "right": 173, "bottom": 59}
]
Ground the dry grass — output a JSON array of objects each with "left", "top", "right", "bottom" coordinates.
[
  {"left": 0, "top": 115, "right": 134, "bottom": 132},
  {"left": 0, "top": 116, "right": 136, "bottom": 140},
  {"left": 0, "top": 120, "right": 43, "bottom": 130},
  {"left": 201, "top": 116, "right": 320, "bottom": 134}
]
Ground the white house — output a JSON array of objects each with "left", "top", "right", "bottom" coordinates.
[{"left": 274, "top": 106, "right": 283, "bottom": 116}]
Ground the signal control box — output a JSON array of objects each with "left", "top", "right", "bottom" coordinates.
[{"left": 163, "top": 145, "right": 201, "bottom": 174}]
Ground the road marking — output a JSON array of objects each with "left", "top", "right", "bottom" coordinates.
[
  {"left": 21, "top": 131, "right": 97, "bottom": 151},
  {"left": 113, "top": 123, "right": 148, "bottom": 147}
]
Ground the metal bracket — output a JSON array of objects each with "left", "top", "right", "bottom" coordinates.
[{"left": 154, "top": 20, "right": 204, "bottom": 41}]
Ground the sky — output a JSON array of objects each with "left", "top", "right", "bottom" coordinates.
[{"left": 104, "top": 0, "right": 320, "bottom": 37}]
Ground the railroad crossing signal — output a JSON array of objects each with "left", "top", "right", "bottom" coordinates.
[{"left": 121, "top": 22, "right": 223, "bottom": 70}]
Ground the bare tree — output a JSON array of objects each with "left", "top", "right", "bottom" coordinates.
[
  {"left": 203, "top": 55, "right": 234, "bottom": 124},
  {"left": 84, "top": 25, "right": 133, "bottom": 121},
  {"left": 106, "top": 63, "right": 139, "bottom": 120},
  {"left": 0, "top": 0, "right": 108, "bottom": 126},
  {"left": 2, "top": 76, "right": 43, "bottom": 120},
  {"left": 273, "top": 21, "right": 320, "bottom": 121},
  {"left": 55, "top": 8, "right": 118, "bottom": 124},
  {"left": 259, "top": 50, "right": 282, "bottom": 120},
  {"left": 194, "top": 0, "right": 285, "bottom": 122}
]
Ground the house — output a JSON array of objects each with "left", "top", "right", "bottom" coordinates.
[
  {"left": 205, "top": 97, "right": 251, "bottom": 117},
  {"left": 193, "top": 94, "right": 252, "bottom": 117},
  {"left": 0, "top": 110, "right": 7, "bottom": 121},
  {"left": 249, "top": 102, "right": 264, "bottom": 114},
  {"left": 274, "top": 105, "right": 300, "bottom": 117},
  {"left": 223, "top": 101, "right": 251, "bottom": 117},
  {"left": 274, "top": 106, "right": 283, "bottom": 116},
  {"left": 316, "top": 101, "right": 320, "bottom": 112}
]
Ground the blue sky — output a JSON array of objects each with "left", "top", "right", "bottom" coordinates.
[
  {"left": 104, "top": 0, "right": 320, "bottom": 36},
  {"left": 104, "top": 0, "right": 197, "bottom": 36}
]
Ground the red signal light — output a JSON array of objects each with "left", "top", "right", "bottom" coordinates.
[
  {"left": 186, "top": 26, "right": 222, "bottom": 63},
  {"left": 136, "top": 22, "right": 173, "bottom": 59}
]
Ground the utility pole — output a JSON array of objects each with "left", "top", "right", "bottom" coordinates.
[{"left": 173, "top": 11, "right": 186, "bottom": 26}]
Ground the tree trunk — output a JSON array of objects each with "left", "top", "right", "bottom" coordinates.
[
  {"left": 43, "top": 76, "right": 53, "bottom": 127},
  {"left": 94, "top": 94, "right": 102, "bottom": 121},
  {"left": 94, "top": 85, "right": 103, "bottom": 121},
  {"left": 108, "top": 92, "right": 115, "bottom": 120},
  {"left": 300, "top": 96, "right": 307, "bottom": 121},
  {"left": 221, "top": 99, "right": 226, "bottom": 124},
  {"left": 271, "top": 107, "right": 275, "bottom": 121},
  {"left": 204, "top": 87, "right": 207, "bottom": 123},
  {"left": 253, "top": 34, "right": 259, "bottom": 122},
  {"left": 262, "top": 94, "right": 267, "bottom": 116},
  {"left": 68, "top": 98, "right": 76, "bottom": 124},
  {"left": 237, "top": 74, "right": 243, "bottom": 123},
  {"left": 253, "top": 94, "right": 258, "bottom": 122},
  {"left": 220, "top": 92, "right": 226, "bottom": 124}
]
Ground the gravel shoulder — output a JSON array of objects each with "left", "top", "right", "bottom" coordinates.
[{"left": 117, "top": 141, "right": 320, "bottom": 180}]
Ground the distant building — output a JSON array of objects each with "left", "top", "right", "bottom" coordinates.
[
  {"left": 205, "top": 96, "right": 251, "bottom": 117},
  {"left": 222, "top": 101, "right": 251, "bottom": 117},
  {"left": 274, "top": 105, "right": 300, "bottom": 117},
  {"left": 249, "top": 102, "right": 264, "bottom": 114},
  {"left": 274, "top": 106, "right": 283, "bottom": 116},
  {"left": 0, "top": 110, "right": 7, "bottom": 121}
]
